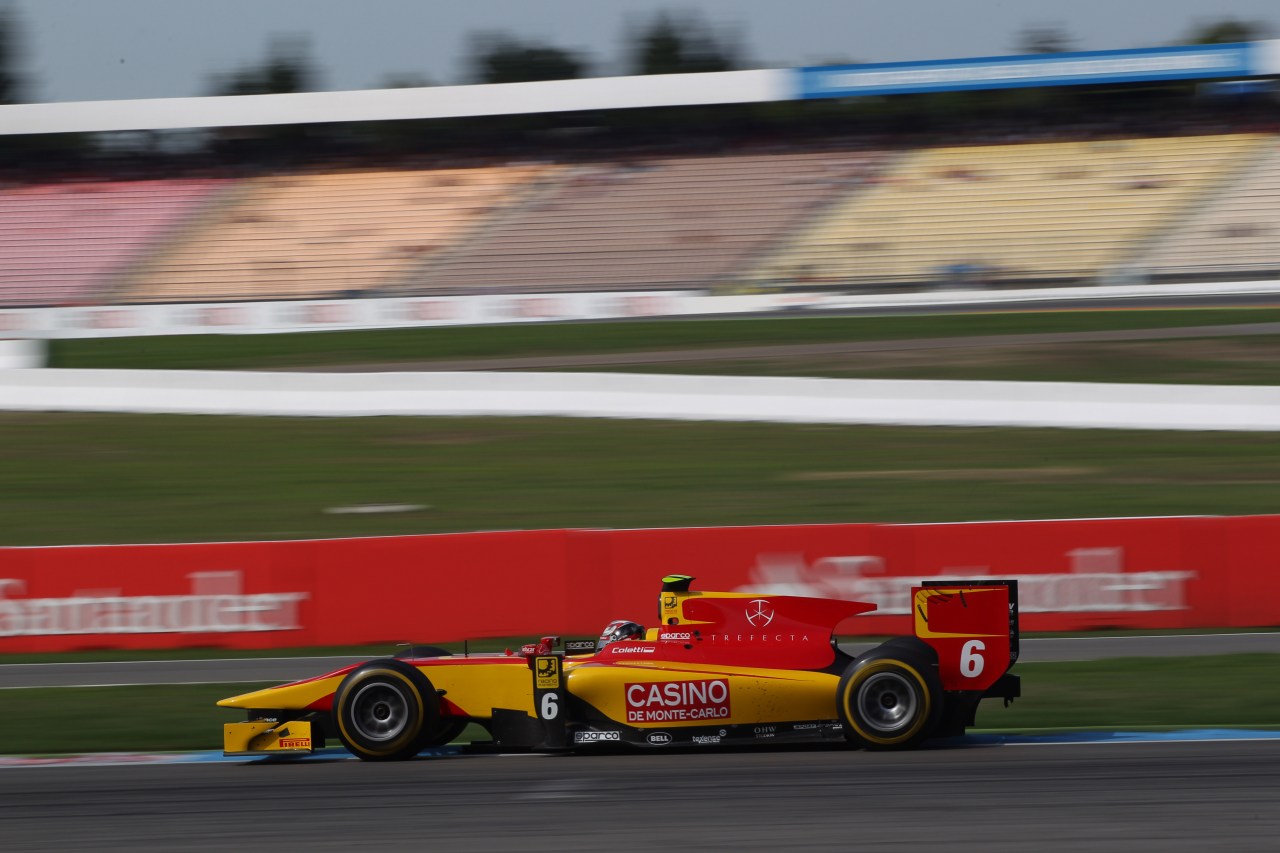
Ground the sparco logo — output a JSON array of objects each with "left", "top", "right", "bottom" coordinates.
[
  {"left": 0, "top": 571, "right": 307, "bottom": 637},
  {"left": 574, "top": 731, "right": 621, "bottom": 744},
  {"left": 745, "top": 599, "right": 775, "bottom": 627},
  {"left": 646, "top": 732, "right": 672, "bottom": 746}
]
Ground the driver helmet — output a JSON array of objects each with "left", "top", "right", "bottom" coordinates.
[{"left": 597, "top": 619, "right": 645, "bottom": 651}]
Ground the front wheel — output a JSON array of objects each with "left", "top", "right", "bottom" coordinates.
[
  {"left": 837, "top": 647, "right": 941, "bottom": 750},
  {"left": 332, "top": 660, "right": 439, "bottom": 761},
  {"left": 419, "top": 717, "right": 469, "bottom": 748}
]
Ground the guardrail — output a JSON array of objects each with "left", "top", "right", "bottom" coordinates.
[{"left": 2, "top": 369, "right": 1279, "bottom": 431}]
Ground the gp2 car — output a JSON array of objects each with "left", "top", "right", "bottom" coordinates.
[{"left": 219, "top": 575, "right": 1021, "bottom": 760}]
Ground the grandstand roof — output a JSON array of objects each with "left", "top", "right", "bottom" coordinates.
[{"left": 2, "top": 41, "right": 1276, "bottom": 136}]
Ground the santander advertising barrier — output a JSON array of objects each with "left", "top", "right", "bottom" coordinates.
[{"left": 1, "top": 515, "right": 1277, "bottom": 653}]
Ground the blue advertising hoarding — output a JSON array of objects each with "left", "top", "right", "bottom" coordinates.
[{"left": 798, "top": 43, "right": 1257, "bottom": 99}]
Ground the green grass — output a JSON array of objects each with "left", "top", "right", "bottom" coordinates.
[
  {"left": 3, "top": 414, "right": 1280, "bottom": 545},
  {"left": 46, "top": 307, "right": 1280, "bottom": 371},
  {"left": 592, "top": 336, "right": 1280, "bottom": 385},
  {"left": 14, "top": 306, "right": 1280, "bottom": 546},
  {"left": 1, "top": 655, "right": 1276, "bottom": 755},
  {"left": 982, "top": 655, "right": 1280, "bottom": 732},
  {"left": 0, "top": 683, "right": 276, "bottom": 755}
]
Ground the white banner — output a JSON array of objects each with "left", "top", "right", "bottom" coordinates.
[
  {"left": 4, "top": 281, "right": 1280, "bottom": 341},
  {"left": 0, "top": 291, "right": 722, "bottom": 339}
]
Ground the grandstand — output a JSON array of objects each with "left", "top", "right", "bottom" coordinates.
[
  {"left": 0, "top": 179, "right": 227, "bottom": 307},
  {"left": 114, "top": 165, "right": 551, "bottom": 303},
  {"left": 3, "top": 40, "right": 1280, "bottom": 310},
  {"left": 1131, "top": 137, "right": 1280, "bottom": 281},
  {"left": 3, "top": 133, "right": 1280, "bottom": 308},
  {"left": 749, "top": 134, "right": 1270, "bottom": 290},
  {"left": 402, "top": 150, "right": 887, "bottom": 294}
]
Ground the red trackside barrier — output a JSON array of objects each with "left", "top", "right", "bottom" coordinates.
[{"left": 1, "top": 516, "right": 1277, "bottom": 653}]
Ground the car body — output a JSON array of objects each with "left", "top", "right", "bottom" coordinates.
[{"left": 219, "top": 574, "right": 1021, "bottom": 760}]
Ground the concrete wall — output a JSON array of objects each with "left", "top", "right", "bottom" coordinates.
[{"left": 1, "top": 369, "right": 1277, "bottom": 431}]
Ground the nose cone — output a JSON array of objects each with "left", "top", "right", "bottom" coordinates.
[
  {"left": 217, "top": 686, "right": 283, "bottom": 708},
  {"left": 214, "top": 668, "right": 352, "bottom": 711}
]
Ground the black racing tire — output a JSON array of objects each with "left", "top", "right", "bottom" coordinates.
[
  {"left": 332, "top": 659, "right": 439, "bottom": 761},
  {"left": 875, "top": 636, "right": 937, "bottom": 658},
  {"left": 418, "top": 717, "right": 469, "bottom": 749},
  {"left": 837, "top": 644, "right": 942, "bottom": 750}
]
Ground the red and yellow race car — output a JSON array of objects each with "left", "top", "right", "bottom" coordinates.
[{"left": 219, "top": 575, "right": 1021, "bottom": 760}]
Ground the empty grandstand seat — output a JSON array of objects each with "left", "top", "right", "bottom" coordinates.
[
  {"left": 400, "top": 150, "right": 888, "bottom": 293},
  {"left": 1129, "top": 139, "right": 1280, "bottom": 279},
  {"left": 117, "top": 166, "right": 550, "bottom": 303},
  {"left": 748, "top": 134, "right": 1267, "bottom": 289},
  {"left": 9, "top": 134, "right": 1273, "bottom": 309},
  {"left": 0, "top": 180, "right": 228, "bottom": 307}
]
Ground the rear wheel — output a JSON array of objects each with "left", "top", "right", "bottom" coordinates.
[
  {"left": 837, "top": 645, "right": 941, "bottom": 750},
  {"left": 333, "top": 660, "right": 439, "bottom": 761}
]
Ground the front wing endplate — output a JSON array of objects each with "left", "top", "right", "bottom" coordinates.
[{"left": 223, "top": 720, "right": 313, "bottom": 756}]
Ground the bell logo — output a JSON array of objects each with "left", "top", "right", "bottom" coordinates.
[{"left": 745, "top": 599, "right": 775, "bottom": 627}]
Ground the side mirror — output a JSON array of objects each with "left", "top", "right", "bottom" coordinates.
[{"left": 520, "top": 636, "right": 561, "bottom": 657}]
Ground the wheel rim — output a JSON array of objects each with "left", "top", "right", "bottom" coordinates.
[
  {"left": 856, "top": 671, "right": 918, "bottom": 734},
  {"left": 349, "top": 681, "right": 411, "bottom": 742}
]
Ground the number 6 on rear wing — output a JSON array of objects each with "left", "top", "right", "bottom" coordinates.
[{"left": 914, "top": 580, "right": 1020, "bottom": 729}]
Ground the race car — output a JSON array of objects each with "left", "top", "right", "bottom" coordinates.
[{"left": 219, "top": 575, "right": 1020, "bottom": 760}]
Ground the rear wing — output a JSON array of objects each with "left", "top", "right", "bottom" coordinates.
[{"left": 913, "top": 580, "right": 1019, "bottom": 694}]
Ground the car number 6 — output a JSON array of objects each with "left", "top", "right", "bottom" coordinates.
[
  {"left": 540, "top": 692, "right": 559, "bottom": 720},
  {"left": 960, "top": 640, "right": 985, "bottom": 678}
]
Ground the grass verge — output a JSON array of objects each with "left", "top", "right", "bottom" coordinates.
[
  {"left": 978, "top": 654, "right": 1280, "bottom": 732},
  {"left": 0, "top": 682, "right": 276, "bottom": 755},
  {"left": 1, "top": 655, "right": 1276, "bottom": 755},
  {"left": 5, "top": 415, "right": 1280, "bottom": 546},
  {"left": 583, "top": 336, "right": 1280, "bottom": 385},
  {"left": 46, "top": 308, "right": 1280, "bottom": 371}
]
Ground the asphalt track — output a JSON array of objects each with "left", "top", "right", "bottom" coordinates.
[
  {"left": 6, "top": 310, "right": 1279, "bottom": 850},
  {"left": 4, "top": 632, "right": 1278, "bottom": 688},
  {"left": 1, "top": 739, "right": 1277, "bottom": 852}
]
